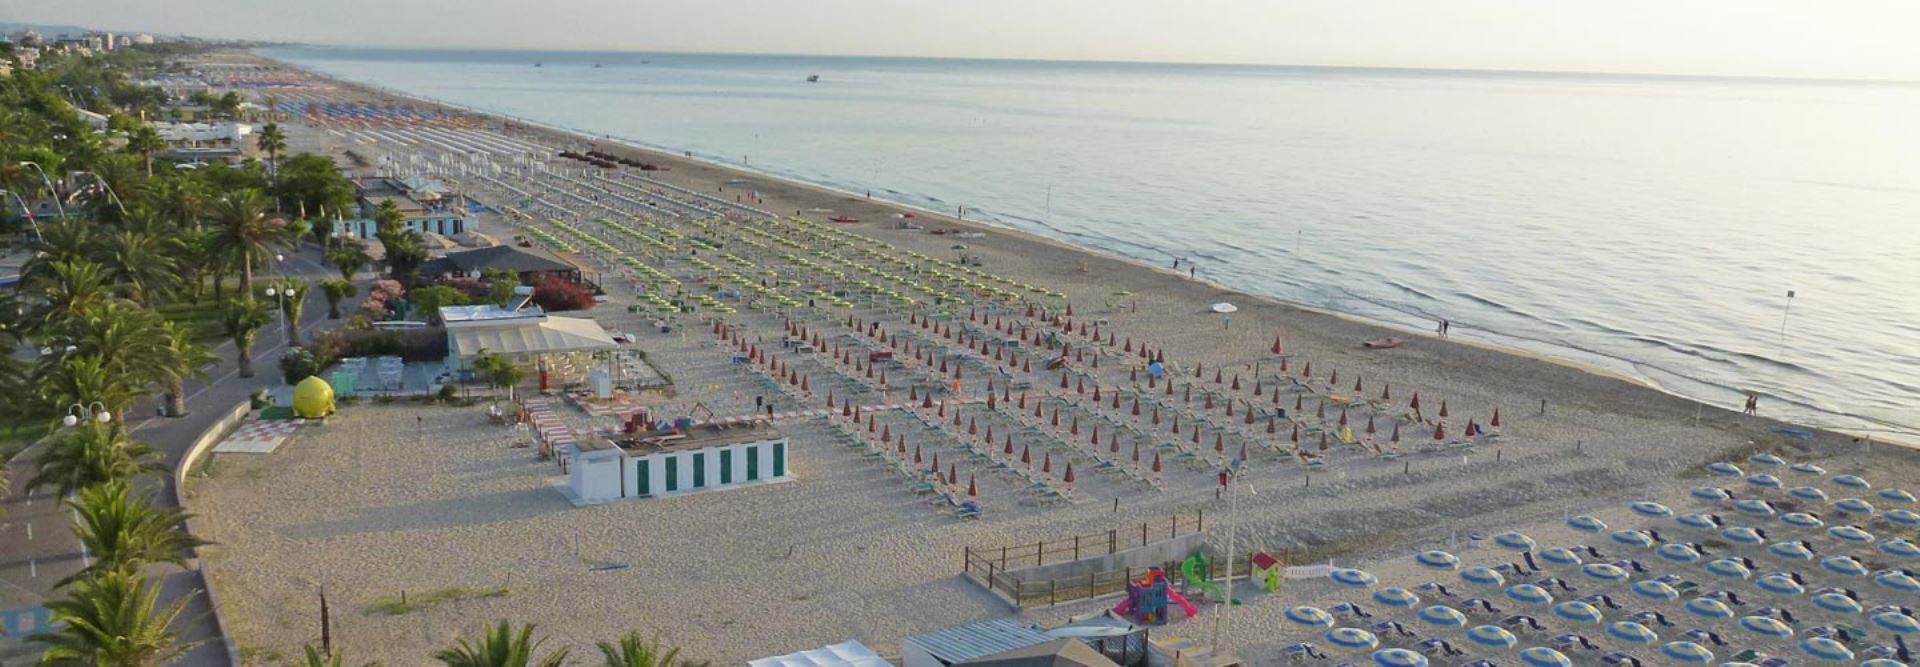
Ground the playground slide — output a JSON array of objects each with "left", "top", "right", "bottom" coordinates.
[
  {"left": 1181, "top": 555, "right": 1225, "bottom": 600},
  {"left": 1113, "top": 599, "right": 1135, "bottom": 616},
  {"left": 1165, "top": 588, "right": 1200, "bottom": 616}
]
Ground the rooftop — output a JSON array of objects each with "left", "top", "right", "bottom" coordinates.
[
  {"left": 440, "top": 304, "right": 546, "bottom": 325},
  {"left": 419, "top": 244, "right": 579, "bottom": 277},
  {"left": 613, "top": 421, "right": 786, "bottom": 455},
  {"left": 905, "top": 619, "right": 1054, "bottom": 665}
]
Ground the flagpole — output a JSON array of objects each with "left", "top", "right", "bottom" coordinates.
[{"left": 1779, "top": 289, "right": 1796, "bottom": 343}]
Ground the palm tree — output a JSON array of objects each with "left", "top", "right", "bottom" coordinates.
[
  {"left": 36, "top": 355, "right": 145, "bottom": 428},
  {"left": 27, "top": 423, "right": 164, "bottom": 497},
  {"left": 328, "top": 241, "right": 372, "bottom": 280},
  {"left": 434, "top": 622, "right": 569, "bottom": 667},
  {"left": 157, "top": 321, "right": 216, "bottom": 418},
  {"left": 220, "top": 298, "right": 270, "bottom": 379},
  {"left": 596, "top": 633, "right": 706, "bottom": 667},
  {"left": 256, "top": 122, "right": 287, "bottom": 174},
  {"left": 49, "top": 300, "right": 175, "bottom": 417},
  {"left": 124, "top": 124, "right": 167, "bottom": 177},
  {"left": 31, "top": 569, "right": 190, "bottom": 666},
  {"left": 99, "top": 228, "right": 181, "bottom": 304},
  {"left": 21, "top": 220, "right": 94, "bottom": 286},
  {"left": 31, "top": 260, "right": 116, "bottom": 330},
  {"left": 274, "top": 279, "right": 310, "bottom": 347},
  {"left": 320, "top": 278, "right": 357, "bottom": 319},
  {"left": 143, "top": 173, "right": 207, "bottom": 231},
  {"left": 64, "top": 479, "right": 208, "bottom": 585},
  {"left": 473, "top": 351, "right": 525, "bottom": 403},
  {"left": 208, "top": 189, "right": 289, "bottom": 298}
]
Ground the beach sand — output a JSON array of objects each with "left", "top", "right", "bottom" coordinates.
[{"left": 180, "top": 50, "right": 1917, "bottom": 665}]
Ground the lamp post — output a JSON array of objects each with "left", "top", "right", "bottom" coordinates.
[
  {"left": 63, "top": 401, "right": 112, "bottom": 428},
  {"left": 19, "top": 161, "right": 65, "bottom": 220},
  {"left": 1210, "top": 457, "right": 1248, "bottom": 653},
  {"left": 0, "top": 189, "right": 45, "bottom": 243},
  {"left": 265, "top": 284, "right": 289, "bottom": 350}
]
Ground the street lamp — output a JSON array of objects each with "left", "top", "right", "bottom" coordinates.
[
  {"left": 265, "top": 284, "right": 289, "bottom": 348},
  {"left": 63, "top": 401, "right": 112, "bottom": 427},
  {"left": 19, "top": 161, "right": 66, "bottom": 220},
  {"left": 0, "top": 189, "right": 45, "bottom": 244},
  {"left": 1210, "top": 457, "right": 1249, "bottom": 653}
]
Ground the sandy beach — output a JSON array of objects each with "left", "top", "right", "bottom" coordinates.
[{"left": 180, "top": 50, "right": 1918, "bottom": 665}]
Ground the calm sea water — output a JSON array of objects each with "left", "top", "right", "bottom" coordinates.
[{"left": 265, "top": 47, "right": 1920, "bottom": 442}]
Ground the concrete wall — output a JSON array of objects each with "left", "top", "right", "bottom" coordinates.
[
  {"left": 1002, "top": 532, "right": 1209, "bottom": 584},
  {"left": 174, "top": 399, "right": 256, "bottom": 667}
]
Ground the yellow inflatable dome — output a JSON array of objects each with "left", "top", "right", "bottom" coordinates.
[{"left": 292, "top": 375, "right": 336, "bottom": 419}]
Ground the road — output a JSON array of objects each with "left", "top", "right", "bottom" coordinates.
[{"left": 1, "top": 246, "right": 345, "bottom": 665}]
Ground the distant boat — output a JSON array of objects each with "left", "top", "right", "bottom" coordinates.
[
  {"left": 534, "top": 62, "right": 543, "bottom": 67},
  {"left": 806, "top": 74, "right": 820, "bottom": 83},
  {"left": 828, "top": 215, "right": 859, "bottom": 223},
  {"left": 593, "top": 63, "right": 602, "bottom": 68}
]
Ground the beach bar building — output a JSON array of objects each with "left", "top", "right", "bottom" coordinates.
[
  {"left": 440, "top": 303, "right": 617, "bottom": 372},
  {"left": 565, "top": 421, "right": 791, "bottom": 504}
]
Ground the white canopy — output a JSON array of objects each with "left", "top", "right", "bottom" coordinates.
[
  {"left": 748, "top": 640, "right": 893, "bottom": 667},
  {"left": 450, "top": 315, "right": 616, "bottom": 359}
]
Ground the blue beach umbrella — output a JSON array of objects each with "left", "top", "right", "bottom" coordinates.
[
  {"left": 1871, "top": 612, "right": 1920, "bottom": 635},
  {"left": 1811, "top": 592, "right": 1863, "bottom": 615},
  {"left": 1781, "top": 512, "right": 1825, "bottom": 529},
  {"left": 1878, "top": 488, "right": 1916, "bottom": 504},
  {"left": 1755, "top": 574, "right": 1805, "bottom": 596},
  {"left": 1738, "top": 616, "right": 1795, "bottom": 638},
  {"left": 1874, "top": 572, "right": 1920, "bottom": 594},
  {"left": 1496, "top": 531, "right": 1537, "bottom": 551},
  {"left": 1518, "top": 646, "right": 1572, "bottom": 667},
  {"left": 1632, "top": 501, "right": 1674, "bottom": 518},
  {"left": 1331, "top": 568, "right": 1378, "bottom": 588},
  {"left": 1325, "top": 627, "right": 1379, "bottom": 652},
  {"left": 1692, "top": 487, "right": 1732, "bottom": 503},
  {"left": 1831, "top": 474, "right": 1871, "bottom": 490},
  {"left": 1748, "top": 453, "right": 1786, "bottom": 466},
  {"left": 1747, "top": 473, "right": 1783, "bottom": 489},
  {"left": 1880, "top": 539, "right": 1920, "bottom": 560},
  {"left": 1567, "top": 515, "right": 1607, "bottom": 533},
  {"left": 1582, "top": 563, "right": 1630, "bottom": 582},
  {"left": 1374, "top": 587, "right": 1421, "bottom": 608},
  {"left": 1417, "top": 605, "right": 1469, "bottom": 628},
  {"left": 1789, "top": 462, "right": 1825, "bottom": 475},
  {"left": 1828, "top": 525, "right": 1874, "bottom": 544},
  {"left": 1857, "top": 660, "right": 1909, "bottom": 667},
  {"left": 1416, "top": 550, "right": 1461, "bottom": 571},
  {"left": 1371, "top": 648, "right": 1428, "bottom": 667},
  {"left": 1685, "top": 597, "right": 1736, "bottom": 620},
  {"left": 1606, "top": 621, "right": 1658, "bottom": 645},
  {"left": 1888, "top": 509, "right": 1920, "bottom": 527},
  {"left": 1768, "top": 541, "right": 1815, "bottom": 561},
  {"left": 1460, "top": 566, "right": 1505, "bottom": 587},
  {"left": 1539, "top": 547, "right": 1582, "bottom": 568},
  {"left": 1705, "top": 558, "right": 1752, "bottom": 580},
  {"left": 1833, "top": 498, "right": 1875, "bottom": 516},
  {"left": 1286, "top": 606, "right": 1336, "bottom": 627},
  {"left": 1505, "top": 583, "right": 1554, "bottom": 606},
  {"left": 1466, "top": 624, "right": 1518, "bottom": 648},
  {"left": 1799, "top": 636, "right": 1854, "bottom": 662},
  {"left": 1630, "top": 579, "right": 1680, "bottom": 602},
  {"left": 1658, "top": 543, "right": 1703, "bottom": 564},
  {"left": 1822, "top": 556, "right": 1868, "bottom": 577},
  {"left": 1611, "top": 530, "right": 1655, "bottom": 548},
  {"left": 1706, "top": 462, "right": 1743, "bottom": 477},
  {"left": 1722, "top": 526, "right": 1766, "bottom": 545},
  {"left": 1790, "top": 486, "right": 1831, "bottom": 502},
  {"left": 1678, "top": 513, "right": 1721, "bottom": 530},
  {"left": 1734, "top": 499, "right": 1777, "bottom": 516},
  {"left": 1661, "top": 640, "right": 1716, "bottom": 664},
  {"left": 1552, "top": 600, "right": 1604, "bottom": 624}
]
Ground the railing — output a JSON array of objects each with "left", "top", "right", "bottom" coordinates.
[{"left": 962, "top": 511, "right": 1210, "bottom": 607}]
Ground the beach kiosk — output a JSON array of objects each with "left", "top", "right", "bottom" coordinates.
[{"left": 564, "top": 420, "right": 792, "bottom": 504}]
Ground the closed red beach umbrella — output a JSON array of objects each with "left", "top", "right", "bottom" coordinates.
[
  {"left": 968, "top": 474, "right": 977, "bottom": 497},
  {"left": 1439, "top": 400, "right": 1450, "bottom": 418},
  {"left": 1491, "top": 408, "right": 1502, "bottom": 428}
]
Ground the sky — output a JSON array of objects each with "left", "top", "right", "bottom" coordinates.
[{"left": 8, "top": 0, "right": 1920, "bottom": 80}]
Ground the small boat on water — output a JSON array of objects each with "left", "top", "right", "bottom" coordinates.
[
  {"left": 1363, "top": 337, "right": 1405, "bottom": 349},
  {"left": 828, "top": 215, "right": 860, "bottom": 223},
  {"left": 534, "top": 62, "right": 543, "bottom": 67},
  {"left": 806, "top": 74, "right": 820, "bottom": 83}
]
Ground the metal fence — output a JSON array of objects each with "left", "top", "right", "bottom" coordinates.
[{"left": 962, "top": 511, "right": 1214, "bottom": 607}]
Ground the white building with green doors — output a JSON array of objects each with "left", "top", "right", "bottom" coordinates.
[{"left": 564, "top": 421, "right": 790, "bottom": 505}]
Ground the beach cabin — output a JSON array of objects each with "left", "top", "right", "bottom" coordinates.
[{"left": 564, "top": 421, "right": 791, "bottom": 504}]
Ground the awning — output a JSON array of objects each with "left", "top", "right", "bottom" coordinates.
[{"left": 451, "top": 316, "right": 617, "bottom": 358}]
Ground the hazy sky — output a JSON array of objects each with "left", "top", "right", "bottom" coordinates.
[{"left": 9, "top": 0, "right": 1920, "bottom": 80}]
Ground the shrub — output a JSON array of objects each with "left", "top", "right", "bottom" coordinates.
[
  {"left": 436, "top": 384, "right": 458, "bottom": 403},
  {"left": 530, "top": 274, "right": 595, "bottom": 312},
  {"left": 280, "top": 347, "right": 322, "bottom": 385}
]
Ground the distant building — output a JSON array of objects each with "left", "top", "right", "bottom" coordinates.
[
  {"left": 8, "top": 29, "right": 41, "bottom": 46},
  {"left": 416, "top": 244, "right": 583, "bottom": 285},
  {"left": 14, "top": 47, "right": 38, "bottom": 69},
  {"left": 153, "top": 120, "right": 253, "bottom": 144},
  {"left": 348, "top": 175, "right": 475, "bottom": 238},
  {"left": 158, "top": 146, "right": 244, "bottom": 166},
  {"left": 133, "top": 33, "right": 155, "bottom": 45},
  {"left": 565, "top": 421, "right": 791, "bottom": 505}
]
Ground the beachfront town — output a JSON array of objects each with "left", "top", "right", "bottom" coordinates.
[{"left": 1, "top": 31, "right": 1916, "bottom": 667}]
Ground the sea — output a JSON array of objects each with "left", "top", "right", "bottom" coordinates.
[{"left": 263, "top": 47, "right": 1920, "bottom": 443}]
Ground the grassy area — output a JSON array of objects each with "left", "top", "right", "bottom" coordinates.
[
  {"left": 157, "top": 300, "right": 231, "bottom": 343},
  {"left": 365, "top": 586, "right": 510, "bottom": 616}
]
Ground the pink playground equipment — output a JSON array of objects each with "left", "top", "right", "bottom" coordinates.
[{"left": 1112, "top": 567, "right": 1199, "bottom": 625}]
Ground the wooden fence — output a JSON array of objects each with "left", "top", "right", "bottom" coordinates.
[{"left": 962, "top": 511, "right": 1219, "bottom": 608}]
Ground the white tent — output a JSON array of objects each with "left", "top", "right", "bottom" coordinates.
[{"left": 749, "top": 640, "right": 894, "bottom": 667}]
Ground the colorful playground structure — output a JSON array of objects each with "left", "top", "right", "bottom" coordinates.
[{"left": 1113, "top": 567, "right": 1199, "bottom": 625}]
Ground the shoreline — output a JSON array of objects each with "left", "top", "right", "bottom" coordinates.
[{"left": 247, "top": 50, "right": 1912, "bottom": 450}]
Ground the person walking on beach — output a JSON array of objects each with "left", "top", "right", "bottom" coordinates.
[
  {"left": 1436, "top": 319, "right": 1451, "bottom": 338},
  {"left": 1743, "top": 394, "right": 1758, "bottom": 415}
]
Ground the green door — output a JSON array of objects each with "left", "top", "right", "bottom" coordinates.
[
  {"left": 773, "top": 442, "right": 786, "bottom": 478},
  {"left": 692, "top": 452, "right": 707, "bottom": 488},
  {"left": 746, "top": 446, "right": 760, "bottom": 481},
  {"left": 636, "top": 460, "right": 651, "bottom": 496},
  {"left": 720, "top": 449, "right": 733, "bottom": 484},
  {"left": 664, "top": 455, "right": 678, "bottom": 492}
]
